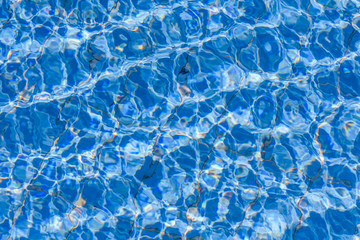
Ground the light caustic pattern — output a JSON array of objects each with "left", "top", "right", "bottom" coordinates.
[{"left": 0, "top": 0, "right": 360, "bottom": 239}]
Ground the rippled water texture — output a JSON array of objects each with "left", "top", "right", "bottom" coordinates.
[{"left": 1, "top": 0, "right": 360, "bottom": 239}]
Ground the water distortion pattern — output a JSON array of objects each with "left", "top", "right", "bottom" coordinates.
[{"left": 0, "top": 0, "right": 360, "bottom": 239}]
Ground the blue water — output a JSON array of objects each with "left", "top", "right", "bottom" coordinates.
[{"left": 0, "top": 0, "right": 360, "bottom": 239}]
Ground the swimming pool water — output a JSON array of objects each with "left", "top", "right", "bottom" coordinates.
[{"left": 0, "top": 0, "right": 360, "bottom": 239}]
